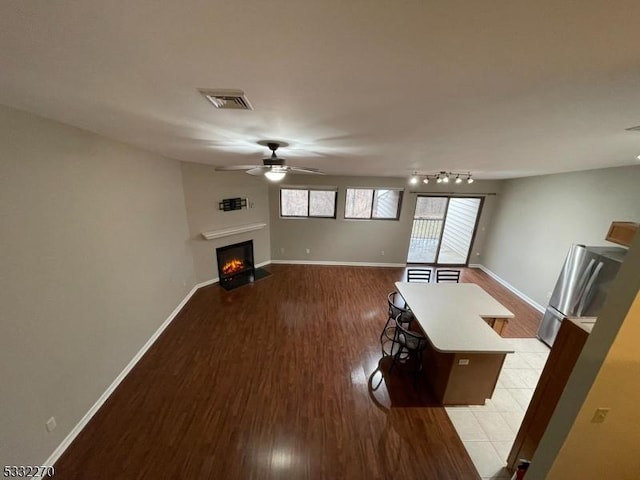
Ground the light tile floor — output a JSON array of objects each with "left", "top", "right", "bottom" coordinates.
[{"left": 445, "top": 338, "right": 550, "bottom": 480}]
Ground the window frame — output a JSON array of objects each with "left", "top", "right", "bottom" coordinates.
[
  {"left": 344, "top": 187, "right": 404, "bottom": 221},
  {"left": 279, "top": 187, "right": 338, "bottom": 219}
]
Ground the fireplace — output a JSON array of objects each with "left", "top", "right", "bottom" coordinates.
[{"left": 216, "top": 240, "right": 255, "bottom": 290}]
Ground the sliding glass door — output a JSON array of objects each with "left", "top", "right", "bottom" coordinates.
[{"left": 407, "top": 196, "right": 483, "bottom": 265}]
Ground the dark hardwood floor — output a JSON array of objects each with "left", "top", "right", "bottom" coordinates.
[{"left": 53, "top": 265, "right": 541, "bottom": 479}]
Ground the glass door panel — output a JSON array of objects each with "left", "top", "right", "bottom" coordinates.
[
  {"left": 406, "top": 197, "right": 447, "bottom": 263},
  {"left": 436, "top": 198, "right": 482, "bottom": 265},
  {"left": 407, "top": 196, "right": 482, "bottom": 266}
]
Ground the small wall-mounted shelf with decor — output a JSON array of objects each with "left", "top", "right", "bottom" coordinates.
[
  {"left": 219, "top": 197, "right": 247, "bottom": 211},
  {"left": 605, "top": 221, "right": 638, "bottom": 247},
  {"left": 201, "top": 222, "right": 266, "bottom": 241}
]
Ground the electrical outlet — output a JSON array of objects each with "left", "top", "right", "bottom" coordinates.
[
  {"left": 591, "top": 408, "right": 610, "bottom": 423},
  {"left": 380, "top": 250, "right": 385, "bottom": 256},
  {"left": 458, "top": 359, "right": 470, "bottom": 366},
  {"left": 280, "top": 247, "right": 285, "bottom": 254},
  {"left": 46, "top": 417, "right": 57, "bottom": 433},
  {"left": 306, "top": 248, "right": 310, "bottom": 254}
]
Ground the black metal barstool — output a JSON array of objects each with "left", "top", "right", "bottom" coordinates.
[
  {"left": 380, "top": 291, "right": 414, "bottom": 355},
  {"left": 407, "top": 268, "right": 432, "bottom": 283},
  {"left": 435, "top": 269, "right": 461, "bottom": 283},
  {"left": 389, "top": 318, "right": 428, "bottom": 384}
]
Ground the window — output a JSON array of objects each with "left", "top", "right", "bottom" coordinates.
[
  {"left": 345, "top": 188, "right": 402, "bottom": 220},
  {"left": 280, "top": 188, "right": 337, "bottom": 218}
]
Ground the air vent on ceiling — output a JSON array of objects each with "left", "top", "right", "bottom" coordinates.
[
  {"left": 625, "top": 125, "right": 640, "bottom": 132},
  {"left": 198, "top": 89, "right": 253, "bottom": 110}
]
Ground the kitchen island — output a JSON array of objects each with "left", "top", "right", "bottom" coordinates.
[{"left": 395, "top": 282, "right": 515, "bottom": 405}]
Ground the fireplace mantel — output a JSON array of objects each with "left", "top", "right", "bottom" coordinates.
[{"left": 201, "top": 222, "right": 266, "bottom": 241}]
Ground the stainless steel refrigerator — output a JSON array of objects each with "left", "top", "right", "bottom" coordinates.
[{"left": 537, "top": 244, "right": 627, "bottom": 347}]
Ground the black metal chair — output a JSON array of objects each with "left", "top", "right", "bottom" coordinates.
[
  {"left": 407, "top": 268, "right": 432, "bottom": 283},
  {"left": 389, "top": 318, "right": 428, "bottom": 383},
  {"left": 435, "top": 269, "right": 461, "bottom": 283},
  {"left": 380, "top": 291, "right": 414, "bottom": 355}
]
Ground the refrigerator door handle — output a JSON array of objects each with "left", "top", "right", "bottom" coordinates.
[{"left": 577, "top": 261, "right": 604, "bottom": 317}]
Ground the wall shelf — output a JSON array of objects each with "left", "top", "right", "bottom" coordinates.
[{"left": 201, "top": 223, "right": 266, "bottom": 240}]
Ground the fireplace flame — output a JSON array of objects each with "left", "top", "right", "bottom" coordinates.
[{"left": 222, "top": 259, "right": 245, "bottom": 275}]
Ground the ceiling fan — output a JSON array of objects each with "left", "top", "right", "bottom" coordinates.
[{"left": 215, "top": 141, "right": 324, "bottom": 181}]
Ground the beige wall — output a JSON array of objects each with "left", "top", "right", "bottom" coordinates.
[
  {"left": 528, "top": 232, "right": 640, "bottom": 479},
  {"left": 0, "top": 105, "right": 196, "bottom": 466},
  {"left": 180, "top": 163, "right": 271, "bottom": 283},
  {"left": 548, "top": 291, "right": 640, "bottom": 478},
  {"left": 268, "top": 175, "right": 501, "bottom": 264},
  {"left": 482, "top": 166, "right": 640, "bottom": 307}
]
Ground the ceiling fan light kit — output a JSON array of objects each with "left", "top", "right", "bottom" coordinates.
[
  {"left": 215, "top": 141, "right": 324, "bottom": 181},
  {"left": 264, "top": 167, "right": 287, "bottom": 181},
  {"left": 410, "top": 171, "right": 474, "bottom": 186}
]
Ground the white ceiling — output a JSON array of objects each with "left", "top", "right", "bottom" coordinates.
[{"left": 1, "top": 0, "right": 640, "bottom": 179}]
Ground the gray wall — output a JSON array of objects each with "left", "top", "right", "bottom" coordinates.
[
  {"left": 482, "top": 166, "right": 640, "bottom": 307},
  {"left": 180, "top": 163, "right": 271, "bottom": 283},
  {"left": 0, "top": 105, "right": 196, "bottom": 466},
  {"left": 269, "top": 175, "right": 501, "bottom": 264}
]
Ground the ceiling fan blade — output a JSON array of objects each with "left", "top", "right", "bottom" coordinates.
[
  {"left": 246, "top": 167, "right": 269, "bottom": 176},
  {"left": 286, "top": 167, "right": 325, "bottom": 175},
  {"left": 215, "top": 165, "right": 262, "bottom": 171}
]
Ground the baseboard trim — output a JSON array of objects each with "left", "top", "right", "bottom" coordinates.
[
  {"left": 270, "top": 259, "right": 406, "bottom": 268},
  {"left": 43, "top": 260, "right": 276, "bottom": 466},
  {"left": 42, "top": 280, "right": 208, "bottom": 467},
  {"left": 44, "top": 258, "right": 278, "bottom": 465},
  {"left": 473, "top": 264, "right": 545, "bottom": 313}
]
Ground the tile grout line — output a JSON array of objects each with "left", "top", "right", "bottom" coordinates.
[{"left": 446, "top": 338, "right": 549, "bottom": 477}]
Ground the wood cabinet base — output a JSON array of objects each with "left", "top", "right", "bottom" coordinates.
[{"left": 422, "top": 343, "right": 506, "bottom": 405}]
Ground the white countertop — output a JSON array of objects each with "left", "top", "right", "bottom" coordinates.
[{"left": 395, "top": 282, "right": 515, "bottom": 354}]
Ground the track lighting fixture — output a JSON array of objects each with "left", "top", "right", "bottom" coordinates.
[
  {"left": 409, "top": 171, "right": 473, "bottom": 185},
  {"left": 407, "top": 171, "right": 474, "bottom": 186}
]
